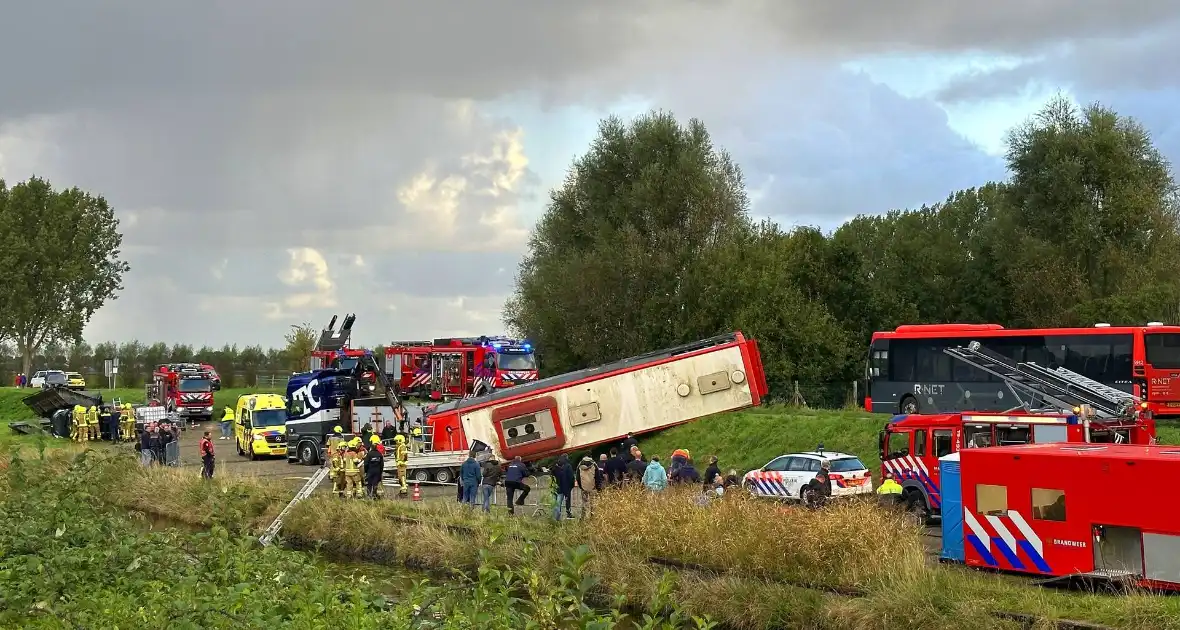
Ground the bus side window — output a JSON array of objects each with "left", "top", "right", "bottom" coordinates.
[
  {"left": 913, "top": 429, "right": 927, "bottom": 457},
  {"left": 933, "top": 430, "right": 954, "bottom": 457}
]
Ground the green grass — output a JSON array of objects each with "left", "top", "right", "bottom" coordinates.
[
  {"left": 0, "top": 386, "right": 284, "bottom": 423},
  {"left": 637, "top": 406, "right": 886, "bottom": 474}
]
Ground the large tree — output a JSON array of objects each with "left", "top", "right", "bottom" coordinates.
[
  {"left": 0, "top": 177, "right": 130, "bottom": 377},
  {"left": 505, "top": 110, "right": 752, "bottom": 372},
  {"left": 1000, "top": 96, "right": 1180, "bottom": 326}
]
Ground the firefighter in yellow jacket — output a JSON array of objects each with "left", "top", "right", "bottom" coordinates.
[
  {"left": 394, "top": 434, "right": 409, "bottom": 496},
  {"left": 342, "top": 443, "right": 364, "bottom": 498},
  {"left": 70, "top": 405, "right": 83, "bottom": 442},
  {"left": 327, "top": 426, "right": 346, "bottom": 496},
  {"left": 87, "top": 406, "right": 100, "bottom": 440},
  {"left": 122, "top": 403, "right": 137, "bottom": 442},
  {"left": 77, "top": 405, "right": 91, "bottom": 442}
]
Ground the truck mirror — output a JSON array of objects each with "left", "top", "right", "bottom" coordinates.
[{"left": 878, "top": 431, "right": 887, "bottom": 458}]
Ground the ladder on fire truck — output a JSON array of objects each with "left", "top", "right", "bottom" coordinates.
[{"left": 943, "top": 341, "right": 1140, "bottom": 419}]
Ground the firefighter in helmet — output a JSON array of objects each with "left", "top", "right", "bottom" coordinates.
[
  {"left": 87, "top": 405, "right": 100, "bottom": 441},
  {"left": 76, "top": 404, "right": 91, "bottom": 442},
  {"left": 364, "top": 434, "right": 385, "bottom": 499},
  {"left": 123, "top": 403, "right": 137, "bottom": 442},
  {"left": 342, "top": 441, "right": 363, "bottom": 498},
  {"left": 328, "top": 426, "right": 346, "bottom": 495},
  {"left": 70, "top": 404, "right": 83, "bottom": 442},
  {"left": 394, "top": 434, "right": 409, "bottom": 496}
]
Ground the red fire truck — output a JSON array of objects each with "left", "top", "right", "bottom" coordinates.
[
  {"left": 385, "top": 336, "right": 538, "bottom": 400},
  {"left": 880, "top": 341, "right": 1156, "bottom": 520},
  {"left": 149, "top": 363, "right": 216, "bottom": 423},
  {"left": 392, "top": 332, "right": 767, "bottom": 483},
  {"left": 941, "top": 443, "right": 1180, "bottom": 591}
]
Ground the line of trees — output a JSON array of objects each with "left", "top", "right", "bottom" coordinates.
[
  {"left": 505, "top": 97, "right": 1180, "bottom": 398},
  {"left": 2, "top": 324, "right": 338, "bottom": 389}
]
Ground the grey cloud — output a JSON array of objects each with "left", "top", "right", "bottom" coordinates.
[
  {"left": 753, "top": 1, "right": 1180, "bottom": 55},
  {"left": 934, "top": 27, "right": 1180, "bottom": 104}
]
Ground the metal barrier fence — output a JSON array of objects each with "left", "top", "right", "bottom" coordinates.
[{"left": 164, "top": 440, "right": 180, "bottom": 467}]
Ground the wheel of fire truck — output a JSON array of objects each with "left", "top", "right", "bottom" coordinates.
[
  {"left": 899, "top": 395, "right": 919, "bottom": 415},
  {"left": 434, "top": 468, "right": 453, "bottom": 484},
  {"left": 297, "top": 441, "right": 320, "bottom": 466},
  {"left": 411, "top": 469, "right": 431, "bottom": 483},
  {"left": 903, "top": 488, "right": 933, "bottom": 525}
]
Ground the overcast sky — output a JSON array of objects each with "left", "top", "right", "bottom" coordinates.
[{"left": 1, "top": 1, "right": 1177, "bottom": 349}]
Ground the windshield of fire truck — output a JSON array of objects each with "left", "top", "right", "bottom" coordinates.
[
  {"left": 497, "top": 352, "right": 536, "bottom": 371},
  {"left": 178, "top": 378, "right": 211, "bottom": 393}
]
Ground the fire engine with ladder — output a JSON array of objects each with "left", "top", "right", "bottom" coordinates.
[
  {"left": 879, "top": 340, "right": 1156, "bottom": 522},
  {"left": 385, "top": 336, "right": 537, "bottom": 400}
]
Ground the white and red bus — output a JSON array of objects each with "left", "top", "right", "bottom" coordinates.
[{"left": 866, "top": 323, "right": 1180, "bottom": 418}]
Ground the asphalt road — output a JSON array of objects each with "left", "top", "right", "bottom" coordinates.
[{"left": 171, "top": 419, "right": 552, "bottom": 507}]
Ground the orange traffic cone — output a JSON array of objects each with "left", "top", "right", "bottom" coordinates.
[{"left": 412, "top": 482, "right": 421, "bottom": 502}]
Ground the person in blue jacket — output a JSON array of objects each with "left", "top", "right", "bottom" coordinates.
[
  {"left": 643, "top": 455, "right": 668, "bottom": 492},
  {"left": 459, "top": 453, "right": 483, "bottom": 505}
]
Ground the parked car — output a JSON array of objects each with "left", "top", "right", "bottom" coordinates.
[
  {"left": 742, "top": 451, "right": 873, "bottom": 502},
  {"left": 29, "top": 371, "right": 49, "bottom": 388},
  {"left": 41, "top": 371, "right": 68, "bottom": 389},
  {"left": 65, "top": 372, "right": 86, "bottom": 390}
]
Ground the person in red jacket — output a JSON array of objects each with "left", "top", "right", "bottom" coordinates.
[{"left": 199, "top": 431, "right": 215, "bottom": 479}]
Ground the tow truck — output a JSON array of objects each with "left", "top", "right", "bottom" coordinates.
[
  {"left": 285, "top": 314, "right": 406, "bottom": 465},
  {"left": 880, "top": 341, "right": 1156, "bottom": 520}
]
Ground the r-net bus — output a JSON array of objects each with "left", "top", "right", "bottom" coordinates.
[{"left": 866, "top": 322, "right": 1180, "bottom": 418}]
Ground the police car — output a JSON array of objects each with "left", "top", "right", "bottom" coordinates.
[{"left": 742, "top": 450, "right": 872, "bottom": 501}]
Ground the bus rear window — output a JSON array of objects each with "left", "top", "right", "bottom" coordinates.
[{"left": 1146, "top": 334, "right": 1180, "bottom": 369}]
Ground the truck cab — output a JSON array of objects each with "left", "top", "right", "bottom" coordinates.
[
  {"left": 284, "top": 368, "right": 359, "bottom": 465},
  {"left": 879, "top": 410, "right": 1153, "bottom": 521},
  {"left": 235, "top": 393, "right": 289, "bottom": 460}
]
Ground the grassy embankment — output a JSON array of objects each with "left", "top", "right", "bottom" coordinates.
[
  {"left": 2, "top": 452, "right": 701, "bottom": 629},
  {"left": 14, "top": 395, "right": 1180, "bottom": 628},
  {"left": 90, "top": 445, "right": 1180, "bottom": 630}
]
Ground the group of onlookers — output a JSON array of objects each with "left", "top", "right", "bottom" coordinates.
[{"left": 455, "top": 432, "right": 741, "bottom": 521}]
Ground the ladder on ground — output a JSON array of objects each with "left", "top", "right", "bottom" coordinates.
[
  {"left": 258, "top": 465, "right": 330, "bottom": 547},
  {"left": 943, "top": 341, "right": 1139, "bottom": 419}
]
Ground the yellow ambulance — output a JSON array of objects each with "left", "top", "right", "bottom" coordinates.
[{"left": 234, "top": 393, "right": 289, "bottom": 460}]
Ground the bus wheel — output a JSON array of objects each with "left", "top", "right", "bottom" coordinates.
[{"left": 900, "top": 396, "right": 919, "bottom": 414}]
